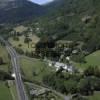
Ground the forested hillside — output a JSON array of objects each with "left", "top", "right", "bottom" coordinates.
[
  {"left": 30, "top": 0, "right": 100, "bottom": 53},
  {"left": 0, "top": 0, "right": 45, "bottom": 23}
]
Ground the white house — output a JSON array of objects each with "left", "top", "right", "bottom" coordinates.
[
  {"left": 47, "top": 57, "right": 76, "bottom": 73},
  {"left": 54, "top": 62, "right": 75, "bottom": 73}
]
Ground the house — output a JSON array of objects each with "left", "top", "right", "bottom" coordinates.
[
  {"left": 54, "top": 62, "right": 75, "bottom": 73},
  {"left": 47, "top": 56, "right": 77, "bottom": 73},
  {"left": 55, "top": 62, "right": 65, "bottom": 68},
  {"left": 72, "top": 49, "right": 79, "bottom": 54},
  {"left": 56, "top": 40, "right": 73, "bottom": 48},
  {"left": 81, "top": 16, "right": 91, "bottom": 23}
]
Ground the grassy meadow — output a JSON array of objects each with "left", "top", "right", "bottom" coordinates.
[
  {"left": 20, "top": 57, "right": 55, "bottom": 83},
  {"left": 88, "top": 91, "right": 100, "bottom": 100},
  {"left": 73, "top": 50, "right": 100, "bottom": 70},
  {"left": 9, "top": 35, "right": 40, "bottom": 52},
  {"left": 0, "top": 81, "right": 12, "bottom": 100},
  {"left": 0, "top": 44, "right": 10, "bottom": 72}
]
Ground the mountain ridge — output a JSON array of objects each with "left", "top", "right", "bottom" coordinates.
[
  {"left": 0, "top": 0, "right": 45, "bottom": 24},
  {"left": 29, "top": 0, "right": 100, "bottom": 53}
]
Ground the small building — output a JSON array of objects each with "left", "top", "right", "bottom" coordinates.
[
  {"left": 72, "top": 49, "right": 79, "bottom": 54},
  {"left": 56, "top": 40, "right": 73, "bottom": 48},
  {"left": 30, "top": 89, "right": 50, "bottom": 97},
  {"left": 81, "top": 16, "right": 91, "bottom": 23},
  {"left": 54, "top": 62, "right": 75, "bottom": 73}
]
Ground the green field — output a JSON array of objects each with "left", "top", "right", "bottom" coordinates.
[
  {"left": 73, "top": 50, "right": 100, "bottom": 70},
  {"left": 8, "top": 81, "right": 18, "bottom": 100},
  {"left": 0, "top": 81, "right": 13, "bottom": 100},
  {"left": 9, "top": 35, "right": 40, "bottom": 52},
  {"left": 0, "top": 44, "right": 10, "bottom": 72},
  {"left": 20, "top": 57, "right": 55, "bottom": 83},
  {"left": 0, "top": 81, "right": 18, "bottom": 100},
  {"left": 13, "top": 25, "right": 28, "bottom": 33},
  {"left": 88, "top": 91, "right": 100, "bottom": 100}
]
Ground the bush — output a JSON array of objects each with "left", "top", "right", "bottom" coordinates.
[
  {"left": 18, "top": 44, "right": 22, "bottom": 47},
  {"left": 0, "top": 57, "right": 4, "bottom": 65},
  {"left": 14, "top": 47, "right": 24, "bottom": 55},
  {"left": 77, "top": 78, "right": 93, "bottom": 95},
  {"left": 25, "top": 51, "right": 33, "bottom": 57},
  {"left": 0, "top": 70, "right": 14, "bottom": 80},
  {"left": 64, "top": 80, "right": 78, "bottom": 94},
  {"left": 84, "top": 66, "right": 100, "bottom": 77},
  {"left": 13, "top": 36, "right": 19, "bottom": 41},
  {"left": 71, "top": 53, "right": 86, "bottom": 63},
  {"left": 24, "top": 37, "right": 32, "bottom": 43}
]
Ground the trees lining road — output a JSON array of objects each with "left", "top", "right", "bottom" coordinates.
[{"left": 0, "top": 37, "right": 71, "bottom": 100}]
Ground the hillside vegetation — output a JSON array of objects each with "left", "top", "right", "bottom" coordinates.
[
  {"left": 73, "top": 50, "right": 100, "bottom": 70},
  {"left": 0, "top": 81, "right": 12, "bottom": 100},
  {"left": 29, "top": 0, "right": 100, "bottom": 53},
  {"left": 0, "top": 44, "right": 10, "bottom": 72},
  {"left": 0, "top": 0, "right": 45, "bottom": 23}
]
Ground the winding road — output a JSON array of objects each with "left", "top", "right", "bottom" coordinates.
[
  {"left": 0, "top": 37, "right": 28, "bottom": 100},
  {"left": 0, "top": 37, "right": 71, "bottom": 100}
]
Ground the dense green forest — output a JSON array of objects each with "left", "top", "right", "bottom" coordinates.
[{"left": 28, "top": 0, "right": 100, "bottom": 53}]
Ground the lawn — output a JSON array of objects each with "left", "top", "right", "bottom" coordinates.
[
  {"left": 14, "top": 25, "right": 28, "bottom": 33},
  {"left": 0, "top": 81, "right": 13, "bottom": 100},
  {"left": 0, "top": 44, "right": 10, "bottom": 72},
  {"left": 73, "top": 50, "right": 100, "bottom": 70},
  {"left": 9, "top": 35, "right": 40, "bottom": 52},
  {"left": 20, "top": 57, "right": 55, "bottom": 83},
  {"left": 88, "top": 91, "right": 100, "bottom": 100},
  {"left": 8, "top": 80, "right": 19, "bottom": 100}
]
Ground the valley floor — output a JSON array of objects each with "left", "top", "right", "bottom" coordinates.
[
  {"left": 0, "top": 81, "right": 18, "bottom": 100},
  {"left": 88, "top": 91, "right": 100, "bottom": 100},
  {"left": 0, "top": 44, "right": 10, "bottom": 72},
  {"left": 73, "top": 50, "right": 100, "bottom": 70}
]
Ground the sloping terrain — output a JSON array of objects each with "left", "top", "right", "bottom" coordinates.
[
  {"left": 0, "top": 0, "right": 45, "bottom": 23},
  {"left": 30, "top": 0, "right": 100, "bottom": 52}
]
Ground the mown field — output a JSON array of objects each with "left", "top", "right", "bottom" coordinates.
[
  {"left": 9, "top": 35, "right": 40, "bottom": 52},
  {"left": 0, "top": 81, "right": 12, "bottom": 100},
  {"left": 73, "top": 50, "right": 100, "bottom": 70},
  {"left": 0, "top": 81, "right": 18, "bottom": 100},
  {"left": 13, "top": 25, "right": 28, "bottom": 33},
  {"left": 88, "top": 91, "right": 100, "bottom": 100},
  {"left": 20, "top": 57, "right": 55, "bottom": 83},
  {"left": 0, "top": 44, "right": 10, "bottom": 72},
  {"left": 8, "top": 81, "right": 18, "bottom": 100}
]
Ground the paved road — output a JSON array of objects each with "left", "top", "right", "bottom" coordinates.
[
  {"left": 0, "top": 37, "right": 71, "bottom": 100},
  {"left": 0, "top": 37, "right": 28, "bottom": 100}
]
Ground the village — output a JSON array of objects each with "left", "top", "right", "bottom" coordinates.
[
  {"left": 7, "top": 25, "right": 85, "bottom": 74},
  {"left": 0, "top": 20, "right": 100, "bottom": 100}
]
